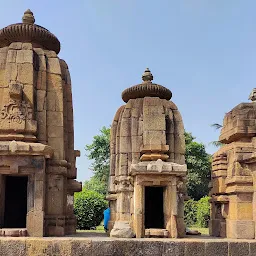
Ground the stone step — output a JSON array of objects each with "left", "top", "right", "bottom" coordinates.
[{"left": 145, "top": 228, "right": 169, "bottom": 238}]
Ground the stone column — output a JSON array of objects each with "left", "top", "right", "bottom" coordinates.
[
  {"left": 163, "top": 178, "right": 178, "bottom": 238},
  {"left": 133, "top": 182, "right": 144, "bottom": 238},
  {"left": 164, "top": 184, "right": 172, "bottom": 236},
  {"left": 170, "top": 177, "right": 178, "bottom": 238},
  {"left": 251, "top": 167, "right": 256, "bottom": 239},
  {"left": 27, "top": 158, "right": 45, "bottom": 237},
  {"left": 226, "top": 192, "right": 254, "bottom": 239},
  {"left": 110, "top": 176, "right": 134, "bottom": 238}
]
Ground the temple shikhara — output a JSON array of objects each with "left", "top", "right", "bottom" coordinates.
[
  {"left": 0, "top": 10, "right": 81, "bottom": 237},
  {"left": 107, "top": 68, "right": 188, "bottom": 238},
  {"left": 210, "top": 90, "right": 256, "bottom": 239}
]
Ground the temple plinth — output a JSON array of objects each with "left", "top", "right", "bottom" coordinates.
[
  {"left": 0, "top": 10, "right": 81, "bottom": 237},
  {"left": 107, "top": 69, "right": 187, "bottom": 238}
]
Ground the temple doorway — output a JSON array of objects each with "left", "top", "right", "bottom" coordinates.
[
  {"left": 4, "top": 176, "right": 28, "bottom": 228},
  {"left": 144, "top": 186, "right": 164, "bottom": 229}
]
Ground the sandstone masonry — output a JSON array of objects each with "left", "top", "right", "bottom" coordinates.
[
  {"left": 107, "top": 68, "right": 188, "bottom": 238},
  {"left": 0, "top": 10, "right": 81, "bottom": 237}
]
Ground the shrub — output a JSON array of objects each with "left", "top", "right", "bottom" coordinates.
[
  {"left": 196, "top": 196, "right": 210, "bottom": 228},
  {"left": 184, "top": 196, "right": 210, "bottom": 228},
  {"left": 83, "top": 176, "right": 107, "bottom": 195},
  {"left": 74, "top": 190, "right": 108, "bottom": 230},
  {"left": 184, "top": 199, "right": 197, "bottom": 227}
]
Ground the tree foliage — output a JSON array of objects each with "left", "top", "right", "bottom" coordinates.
[
  {"left": 184, "top": 196, "right": 210, "bottom": 228},
  {"left": 85, "top": 126, "right": 110, "bottom": 190},
  {"left": 83, "top": 176, "right": 107, "bottom": 195},
  {"left": 209, "top": 123, "right": 223, "bottom": 148},
  {"left": 184, "top": 199, "right": 197, "bottom": 227},
  {"left": 185, "top": 132, "right": 211, "bottom": 200},
  {"left": 197, "top": 196, "right": 210, "bottom": 228},
  {"left": 74, "top": 190, "right": 108, "bottom": 230}
]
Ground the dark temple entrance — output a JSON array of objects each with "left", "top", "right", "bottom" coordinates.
[
  {"left": 145, "top": 186, "right": 164, "bottom": 229},
  {"left": 4, "top": 176, "right": 28, "bottom": 228}
]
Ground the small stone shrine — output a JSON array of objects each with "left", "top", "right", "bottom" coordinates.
[
  {"left": 0, "top": 10, "right": 81, "bottom": 237},
  {"left": 107, "top": 68, "right": 187, "bottom": 238},
  {"left": 210, "top": 89, "right": 256, "bottom": 239}
]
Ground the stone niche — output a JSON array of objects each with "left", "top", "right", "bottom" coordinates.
[
  {"left": 107, "top": 68, "right": 187, "bottom": 238},
  {"left": 0, "top": 10, "right": 81, "bottom": 237},
  {"left": 209, "top": 91, "right": 256, "bottom": 239}
]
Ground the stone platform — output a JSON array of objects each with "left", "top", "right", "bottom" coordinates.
[{"left": 1, "top": 233, "right": 256, "bottom": 256}]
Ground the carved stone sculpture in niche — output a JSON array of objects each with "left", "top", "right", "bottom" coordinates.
[{"left": 1, "top": 83, "right": 33, "bottom": 124}]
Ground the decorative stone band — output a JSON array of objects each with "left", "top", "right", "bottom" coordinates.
[
  {"left": 114, "top": 175, "right": 134, "bottom": 192},
  {"left": 210, "top": 195, "right": 229, "bottom": 203},
  {"left": 129, "top": 159, "right": 187, "bottom": 176},
  {"left": 121, "top": 82, "right": 172, "bottom": 103},
  {"left": 67, "top": 179, "right": 82, "bottom": 193},
  {"left": 0, "top": 23, "right": 60, "bottom": 54},
  {"left": 106, "top": 194, "right": 117, "bottom": 201},
  {"left": 0, "top": 140, "right": 53, "bottom": 158},
  {"left": 225, "top": 175, "right": 253, "bottom": 194},
  {"left": 239, "top": 151, "right": 256, "bottom": 163},
  {"left": 47, "top": 159, "right": 70, "bottom": 167}
]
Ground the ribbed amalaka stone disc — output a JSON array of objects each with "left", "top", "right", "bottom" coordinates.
[
  {"left": 0, "top": 9, "right": 60, "bottom": 53},
  {"left": 121, "top": 68, "right": 172, "bottom": 103}
]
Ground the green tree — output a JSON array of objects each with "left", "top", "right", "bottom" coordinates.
[
  {"left": 185, "top": 132, "right": 211, "bottom": 200},
  {"left": 196, "top": 196, "right": 210, "bottom": 228},
  {"left": 83, "top": 176, "right": 107, "bottom": 195},
  {"left": 210, "top": 123, "right": 223, "bottom": 148},
  {"left": 184, "top": 199, "right": 197, "bottom": 227},
  {"left": 85, "top": 126, "right": 110, "bottom": 191},
  {"left": 184, "top": 196, "right": 210, "bottom": 228},
  {"left": 74, "top": 190, "right": 108, "bottom": 230}
]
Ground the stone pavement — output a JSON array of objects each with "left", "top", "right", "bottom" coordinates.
[{"left": 0, "top": 233, "right": 256, "bottom": 256}]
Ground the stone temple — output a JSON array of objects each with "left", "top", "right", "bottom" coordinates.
[
  {"left": 0, "top": 10, "right": 81, "bottom": 237},
  {"left": 210, "top": 89, "right": 256, "bottom": 239},
  {"left": 107, "top": 68, "right": 187, "bottom": 238}
]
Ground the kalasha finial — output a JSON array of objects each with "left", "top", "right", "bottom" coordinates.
[
  {"left": 249, "top": 88, "right": 256, "bottom": 102},
  {"left": 142, "top": 68, "right": 153, "bottom": 82},
  {"left": 22, "top": 9, "right": 35, "bottom": 24}
]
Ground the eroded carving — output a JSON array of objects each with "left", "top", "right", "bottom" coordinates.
[{"left": 1, "top": 99, "right": 33, "bottom": 124}]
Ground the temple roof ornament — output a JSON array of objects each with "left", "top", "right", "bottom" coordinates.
[
  {"left": 121, "top": 68, "right": 172, "bottom": 103},
  {"left": 249, "top": 88, "right": 256, "bottom": 102},
  {"left": 0, "top": 9, "right": 60, "bottom": 53},
  {"left": 142, "top": 68, "right": 153, "bottom": 82},
  {"left": 22, "top": 9, "right": 35, "bottom": 24}
]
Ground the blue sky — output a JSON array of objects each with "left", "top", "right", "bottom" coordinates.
[{"left": 1, "top": 1, "right": 256, "bottom": 182}]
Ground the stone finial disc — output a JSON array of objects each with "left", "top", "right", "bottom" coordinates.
[{"left": 121, "top": 68, "right": 172, "bottom": 103}]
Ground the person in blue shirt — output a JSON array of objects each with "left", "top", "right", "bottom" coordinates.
[{"left": 103, "top": 207, "right": 110, "bottom": 232}]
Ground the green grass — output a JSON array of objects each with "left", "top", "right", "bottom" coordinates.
[{"left": 77, "top": 221, "right": 105, "bottom": 233}]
